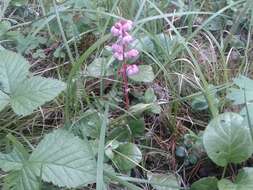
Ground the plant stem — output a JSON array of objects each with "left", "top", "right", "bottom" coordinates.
[
  {"left": 222, "top": 165, "right": 227, "bottom": 179},
  {"left": 122, "top": 64, "right": 129, "bottom": 109}
]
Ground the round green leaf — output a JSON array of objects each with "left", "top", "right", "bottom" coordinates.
[
  {"left": 128, "top": 65, "right": 155, "bottom": 83},
  {"left": 218, "top": 167, "right": 253, "bottom": 190},
  {"left": 191, "top": 177, "right": 218, "bottom": 190},
  {"left": 112, "top": 143, "right": 142, "bottom": 172},
  {"left": 203, "top": 112, "right": 253, "bottom": 167}
]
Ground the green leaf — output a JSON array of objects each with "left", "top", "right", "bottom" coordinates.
[
  {"left": 0, "top": 134, "right": 29, "bottom": 172},
  {"left": 218, "top": 179, "right": 235, "bottom": 190},
  {"left": 73, "top": 109, "right": 102, "bottom": 138},
  {"left": 144, "top": 88, "right": 157, "bottom": 103},
  {"left": 86, "top": 58, "right": 114, "bottom": 77},
  {"left": 0, "top": 50, "right": 66, "bottom": 116},
  {"left": 128, "top": 65, "right": 155, "bottom": 83},
  {"left": 227, "top": 75, "right": 253, "bottom": 105},
  {"left": 10, "top": 0, "right": 28, "bottom": 6},
  {"left": 3, "top": 165, "right": 40, "bottom": 190},
  {"left": 132, "top": 36, "right": 154, "bottom": 52},
  {"left": 147, "top": 172, "right": 180, "bottom": 190},
  {"left": 129, "top": 103, "right": 152, "bottom": 114},
  {"left": 0, "top": 91, "right": 9, "bottom": 112},
  {"left": 218, "top": 168, "right": 253, "bottom": 190},
  {"left": 0, "top": 50, "right": 30, "bottom": 94},
  {"left": 29, "top": 129, "right": 96, "bottom": 188},
  {"left": 10, "top": 76, "right": 66, "bottom": 116},
  {"left": 128, "top": 117, "right": 145, "bottom": 137},
  {"left": 203, "top": 112, "right": 253, "bottom": 167},
  {"left": 191, "top": 96, "right": 209, "bottom": 111},
  {"left": 191, "top": 177, "right": 218, "bottom": 190},
  {"left": 112, "top": 143, "right": 142, "bottom": 172},
  {"left": 0, "top": 21, "right": 11, "bottom": 36}
]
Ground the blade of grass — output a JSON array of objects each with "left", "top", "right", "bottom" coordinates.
[
  {"left": 53, "top": 0, "right": 75, "bottom": 64},
  {"left": 96, "top": 104, "right": 109, "bottom": 190}
]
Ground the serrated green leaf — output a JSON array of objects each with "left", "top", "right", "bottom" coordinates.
[
  {"left": 10, "top": 76, "right": 66, "bottom": 116},
  {"left": 29, "top": 129, "right": 96, "bottom": 188},
  {"left": 0, "top": 134, "right": 29, "bottom": 172},
  {"left": 218, "top": 168, "right": 253, "bottom": 190},
  {"left": 112, "top": 143, "right": 142, "bottom": 172},
  {"left": 147, "top": 172, "right": 180, "bottom": 190},
  {"left": 0, "top": 50, "right": 30, "bottom": 94},
  {"left": 0, "top": 50, "right": 66, "bottom": 116},
  {"left": 191, "top": 177, "right": 218, "bottom": 190},
  {"left": 3, "top": 165, "right": 40, "bottom": 190},
  {"left": 128, "top": 65, "right": 155, "bottom": 83},
  {"left": 203, "top": 112, "right": 253, "bottom": 167}
]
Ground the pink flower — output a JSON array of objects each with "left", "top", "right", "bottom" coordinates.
[
  {"left": 111, "top": 44, "right": 123, "bottom": 53},
  {"left": 126, "top": 64, "right": 139, "bottom": 76},
  {"left": 113, "top": 52, "right": 124, "bottom": 61},
  {"left": 111, "top": 26, "right": 122, "bottom": 37},
  {"left": 125, "top": 49, "right": 139, "bottom": 59},
  {"left": 122, "top": 20, "right": 133, "bottom": 31},
  {"left": 121, "top": 34, "right": 134, "bottom": 44}
]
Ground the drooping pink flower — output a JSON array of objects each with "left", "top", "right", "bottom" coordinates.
[
  {"left": 125, "top": 49, "right": 139, "bottom": 59},
  {"left": 121, "top": 34, "right": 134, "bottom": 44},
  {"left": 111, "top": 26, "right": 122, "bottom": 37},
  {"left": 121, "top": 20, "right": 133, "bottom": 31},
  {"left": 111, "top": 44, "right": 123, "bottom": 53},
  {"left": 126, "top": 64, "right": 139, "bottom": 76},
  {"left": 113, "top": 52, "right": 124, "bottom": 61}
]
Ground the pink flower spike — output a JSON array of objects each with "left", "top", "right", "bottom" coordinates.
[
  {"left": 122, "top": 20, "right": 133, "bottom": 31},
  {"left": 113, "top": 52, "right": 124, "bottom": 61},
  {"left": 122, "top": 34, "right": 134, "bottom": 44},
  {"left": 125, "top": 49, "right": 139, "bottom": 59},
  {"left": 126, "top": 64, "right": 139, "bottom": 76},
  {"left": 111, "top": 26, "right": 122, "bottom": 37},
  {"left": 111, "top": 44, "right": 123, "bottom": 53}
]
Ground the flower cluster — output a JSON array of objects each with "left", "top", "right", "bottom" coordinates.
[{"left": 110, "top": 20, "right": 139, "bottom": 76}]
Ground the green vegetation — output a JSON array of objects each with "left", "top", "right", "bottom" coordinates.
[{"left": 1, "top": 0, "right": 253, "bottom": 189}]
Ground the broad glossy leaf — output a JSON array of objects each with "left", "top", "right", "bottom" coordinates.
[
  {"left": 218, "top": 168, "right": 253, "bottom": 190},
  {"left": 147, "top": 172, "right": 180, "bottom": 190},
  {"left": 112, "top": 143, "right": 142, "bottom": 172},
  {"left": 203, "top": 112, "right": 253, "bottom": 166},
  {"left": 0, "top": 50, "right": 30, "bottom": 94},
  {"left": 30, "top": 129, "right": 96, "bottom": 188},
  {"left": 128, "top": 65, "right": 155, "bottom": 83},
  {"left": 10, "top": 76, "right": 66, "bottom": 115},
  {"left": 191, "top": 177, "right": 218, "bottom": 190}
]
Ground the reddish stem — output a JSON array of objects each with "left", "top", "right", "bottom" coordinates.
[{"left": 122, "top": 64, "right": 129, "bottom": 109}]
